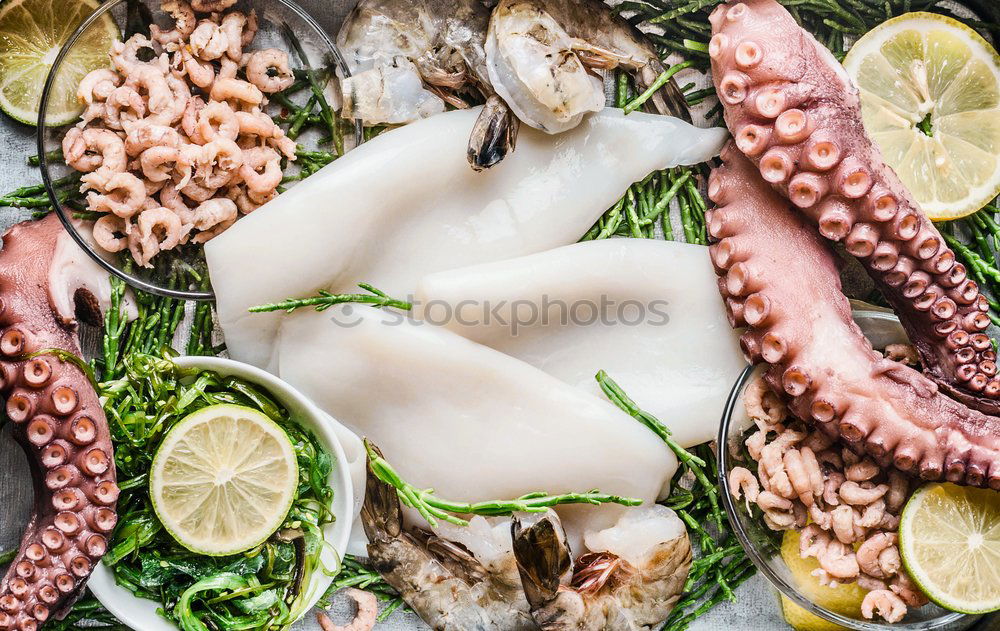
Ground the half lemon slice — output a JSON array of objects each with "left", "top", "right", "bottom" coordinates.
[
  {"left": 151, "top": 404, "right": 298, "bottom": 557},
  {"left": 899, "top": 482, "right": 1000, "bottom": 614},
  {"left": 843, "top": 12, "right": 1000, "bottom": 220}
]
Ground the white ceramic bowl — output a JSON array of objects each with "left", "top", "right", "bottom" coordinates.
[{"left": 88, "top": 356, "right": 355, "bottom": 631}]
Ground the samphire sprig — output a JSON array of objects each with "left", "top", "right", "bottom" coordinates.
[
  {"left": 248, "top": 283, "right": 412, "bottom": 314},
  {"left": 364, "top": 439, "right": 643, "bottom": 528},
  {"left": 322, "top": 555, "right": 408, "bottom": 623}
]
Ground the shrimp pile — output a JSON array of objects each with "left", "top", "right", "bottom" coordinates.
[
  {"left": 728, "top": 357, "right": 930, "bottom": 624},
  {"left": 63, "top": 0, "right": 297, "bottom": 267}
]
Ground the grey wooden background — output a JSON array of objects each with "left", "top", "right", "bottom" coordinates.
[{"left": 0, "top": 1, "right": 996, "bottom": 629}]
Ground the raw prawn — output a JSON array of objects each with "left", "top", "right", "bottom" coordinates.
[
  {"left": 513, "top": 505, "right": 691, "bottom": 630},
  {"left": 337, "top": 0, "right": 520, "bottom": 170},
  {"left": 244, "top": 49, "right": 295, "bottom": 93},
  {"left": 485, "top": 0, "right": 690, "bottom": 135},
  {"left": 360, "top": 453, "right": 536, "bottom": 630}
]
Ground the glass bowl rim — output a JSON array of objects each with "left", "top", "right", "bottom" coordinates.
[
  {"left": 36, "top": 0, "right": 364, "bottom": 301},
  {"left": 716, "top": 315, "right": 973, "bottom": 631}
]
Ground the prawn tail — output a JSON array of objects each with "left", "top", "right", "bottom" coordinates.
[
  {"left": 467, "top": 95, "right": 520, "bottom": 171},
  {"left": 511, "top": 512, "right": 572, "bottom": 609},
  {"left": 641, "top": 60, "right": 692, "bottom": 123},
  {"left": 360, "top": 443, "right": 403, "bottom": 543}
]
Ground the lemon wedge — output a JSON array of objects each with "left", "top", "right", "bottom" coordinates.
[
  {"left": 899, "top": 482, "right": 1000, "bottom": 614},
  {"left": 150, "top": 404, "right": 299, "bottom": 557},
  {"left": 843, "top": 13, "right": 1000, "bottom": 220},
  {"left": 0, "top": 0, "right": 118, "bottom": 126}
]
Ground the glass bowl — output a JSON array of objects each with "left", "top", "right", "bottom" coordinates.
[
  {"left": 717, "top": 309, "right": 979, "bottom": 631},
  {"left": 36, "top": 0, "right": 363, "bottom": 300}
]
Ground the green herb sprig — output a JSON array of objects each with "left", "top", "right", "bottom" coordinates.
[
  {"left": 249, "top": 283, "right": 412, "bottom": 314},
  {"left": 365, "top": 439, "right": 643, "bottom": 528}
]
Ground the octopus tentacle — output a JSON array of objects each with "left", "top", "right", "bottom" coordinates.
[
  {"left": 710, "top": 143, "right": 1000, "bottom": 490},
  {"left": 708, "top": 0, "right": 1000, "bottom": 414},
  {"left": 0, "top": 215, "right": 117, "bottom": 631}
]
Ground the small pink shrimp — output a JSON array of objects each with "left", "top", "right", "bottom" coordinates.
[
  {"left": 92, "top": 215, "right": 130, "bottom": 253},
  {"left": 241, "top": 9, "right": 258, "bottom": 47},
  {"left": 857, "top": 532, "right": 898, "bottom": 579},
  {"left": 110, "top": 34, "right": 160, "bottom": 74},
  {"left": 150, "top": 0, "right": 196, "bottom": 45},
  {"left": 189, "top": 20, "right": 229, "bottom": 60},
  {"left": 890, "top": 572, "right": 929, "bottom": 607},
  {"left": 140, "top": 146, "right": 183, "bottom": 183},
  {"left": 147, "top": 73, "right": 191, "bottom": 126},
  {"left": 220, "top": 11, "right": 247, "bottom": 60},
  {"left": 861, "top": 590, "right": 907, "bottom": 623},
  {"left": 181, "top": 179, "right": 218, "bottom": 203},
  {"left": 742, "top": 376, "right": 788, "bottom": 428},
  {"left": 78, "top": 69, "right": 121, "bottom": 105},
  {"left": 783, "top": 449, "right": 816, "bottom": 507},
  {"left": 182, "top": 96, "right": 208, "bottom": 143},
  {"left": 831, "top": 505, "right": 858, "bottom": 544},
  {"left": 239, "top": 146, "right": 281, "bottom": 194},
  {"left": 190, "top": 197, "right": 237, "bottom": 232},
  {"left": 63, "top": 128, "right": 127, "bottom": 173},
  {"left": 219, "top": 57, "right": 239, "bottom": 80},
  {"left": 857, "top": 498, "right": 886, "bottom": 529},
  {"left": 125, "top": 122, "right": 180, "bottom": 157},
  {"left": 182, "top": 49, "right": 216, "bottom": 90},
  {"left": 195, "top": 138, "right": 243, "bottom": 189},
  {"left": 125, "top": 65, "right": 174, "bottom": 115},
  {"left": 87, "top": 172, "right": 147, "bottom": 218},
  {"left": 245, "top": 49, "right": 295, "bottom": 93},
  {"left": 817, "top": 540, "right": 859, "bottom": 580},
  {"left": 316, "top": 589, "right": 378, "bottom": 631},
  {"left": 839, "top": 482, "right": 889, "bottom": 506},
  {"left": 234, "top": 110, "right": 297, "bottom": 159},
  {"left": 246, "top": 188, "right": 276, "bottom": 206},
  {"left": 128, "top": 207, "right": 183, "bottom": 267},
  {"left": 104, "top": 87, "right": 147, "bottom": 131},
  {"left": 798, "top": 523, "right": 829, "bottom": 559},
  {"left": 210, "top": 78, "right": 263, "bottom": 108},
  {"left": 198, "top": 101, "right": 239, "bottom": 141},
  {"left": 728, "top": 467, "right": 759, "bottom": 511},
  {"left": 856, "top": 573, "right": 888, "bottom": 593},
  {"left": 845, "top": 459, "right": 880, "bottom": 483}
]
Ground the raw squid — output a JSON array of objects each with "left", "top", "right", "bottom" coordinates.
[
  {"left": 269, "top": 304, "right": 678, "bottom": 547},
  {"left": 414, "top": 239, "right": 747, "bottom": 447},
  {"left": 206, "top": 107, "right": 728, "bottom": 368}
]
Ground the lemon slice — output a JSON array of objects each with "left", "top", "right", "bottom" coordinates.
[
  {"left": 780, "top": 529, "right": 867, "bottom": 630},
  {"left": 0, "top": 0, "right": 118, "bottom": 126},
  {"left": 843, "top": 13, "right": 1000, "bottom": 220},
  {"left": 150, "top": 404, "right": 299, "bottom": 557},
  {"left": 899, "top": 482, "right": 1000, "bottom": 614}
]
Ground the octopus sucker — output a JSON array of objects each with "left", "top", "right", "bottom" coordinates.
[
  {"left": 708, "top": 145, "right": 1000, "bottom": 490},
  {"left": 709, "top": 0, "right": 1000, "bottom": 412},
  {"left": 0, "top": 216, "right": 118, "bottom": 630}
]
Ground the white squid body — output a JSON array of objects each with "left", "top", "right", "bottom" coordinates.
[
  {"left": 205, "top": 106, "right": 728, "bottom": 368},
  {"left": 414, "top": 239, "right": 747, "bottom": 447},
  {"left": 272, "top": 305, "right": 679, "bottom": 547}
]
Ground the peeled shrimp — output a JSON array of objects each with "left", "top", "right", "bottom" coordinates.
[
  {"left": 210, "top": 78, "right": 263, "bottom": 108},
  {"left": 862, "top": 590, "right": 907, "bottom": 623},
  {"left": 182, "top": 49, "right": 216, "bottom": 90},
  {"left": 857, "top": 532, "right": 899, "bottom": 579},
  {"left": 63, "top": 128, "right": 127, "bottom": 173},
  {"left": 125, "top": 123, "right": 180, "bottom": 157},
  {"left": 189, "top": 20, "right": 229, "bottom": 60},
  {"left": 317, "top": 589, "right": 377, "bottom": 631},
  {"left": 513, "top": 505, "right": 691, "bottom": 630},
  {"left": 190, "top": 0, "right": 236, "bottom": 11},
  {"left": 151, "top": 0, "right": 196, "bottom": 45},
  {"left": 125, "top": 64, "right": 174, "bottom": 115},
  {"left": 190, "top": 198, "right": 238, "bottom": 233},
  {"left": 92, "top": 215, "right": 130, "bottom": 253},
  {"left": 486, "top": 0, "right": 690, "bottom": 134},
  {"left": 239, "top": 146, "right": 281, "bottom": 194},
  {"left": 206, "top": 107, "right": 727, "bottom": 367},
  {"left": 361, "top": 460, "right": 536, "bottom": 630},
  {"left": 220, "top": 11, "right": 248, "bottom": 60},
  {"left": 103, "top": 86, "right": 148, "bottom": 131},
  {"left": 87, "top": 172, "right": 147, "bottom": 218},
  {"left": 198, "top": 101, "right": 239, "bottom": 142},
  {"left": 147, "top": 72, "right": 191, "bottom": 126},
  {"left": 111, "top": 34, "right": 160, "bottom": 74},
  {"left": 77, "top": 69, "right": 120, "bottom": 105},
  {"left": 182, "top": 96, "right": 208, "bottom": 143},
  {"left": 235, "top": 110, "right": 297, "bottom": 158},
  {"left": 245, "top": 49, "right": 294, "bottom": 93}
]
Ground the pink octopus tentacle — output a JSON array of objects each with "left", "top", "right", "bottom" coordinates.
[
  {"left": 708, "top": 0, "right": 1000, "bottom": 413},
  {"left": 710, "top": 143, "right": 1000, "bottom": 490},
  {"left": 0, "top": 216, "right": 117, "bottom": 631}
]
